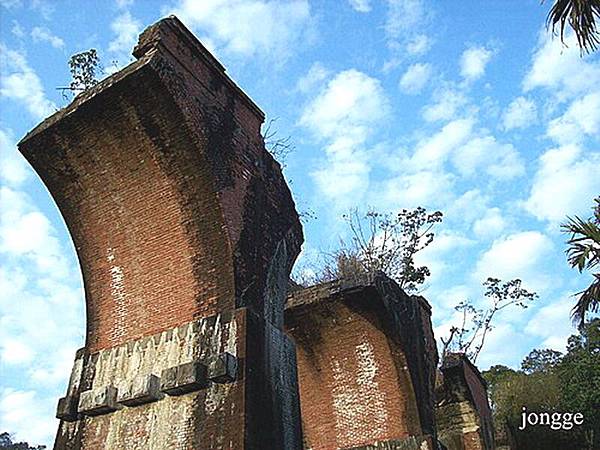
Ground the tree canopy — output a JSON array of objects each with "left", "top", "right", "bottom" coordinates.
[{"left": 483, "top": 319, "right": 600, "bottom": 450}]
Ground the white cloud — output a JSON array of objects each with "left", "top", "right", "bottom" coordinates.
[
  {"left": 399, "top": 62, "right": 431, "bottom": 94},
  {"left": 460, "top": 45, "right": 493, "bottom": 81},
  {"left": 422, "top": 88, "right": 468, "bottom": 122},
  {"left": 1, "top": 210, "right": 53, "bottom": 255},
  {"left": 502, "top": 96, "right": 537, "bottom": 130},
  {"left": 473, "top": 207, "right": 507, "bottom": 239},
  {"left": 452, "top": 135, "right": 525, "bottom": 180},
  {"left": 445, "top": 189, "right": 490, "bottom": 224},
  {"left": 11, "top": 20, "right": 25, "bottom": 38},
  {"left": 546, "top": 91, "right": 600, "bottom": 145},
  {"left": 0, "top": 187, "right": 70, "bottom": 278},
  {"left": 170, "top": 0, "right": 313, "bottom": 60},
  {"left": 0, "top": 339, "right": 35, "bottom": 365},
  {"left": 30, "top": 0, "right": 54, "bottom": 19},
  {"left": 312, "top": 147, "right": 371, "bottom": 203},
  {"left": 415, "top": 231, "right": 475, "bottom": 284},
  {"left": 296, "top": 62, "right": 330, "bottom": 93},
  {"left": 301, "top": 70, "right": 389, "bottom": 203},
  {"left": 0, "top": 184, "right": 84, "bottom": 446},
  {"left": 0, "top": 44, "right": 55, "bottom": 120},
  {"left": 300, "top": 69, "right": 388, "bottom": 140},
  {"left": 374, "top": 170, "right": 455, "bottom": 210},
  {"left": 524, "top": 145, "right": 600, "bottom": 223},
  {"left": 31, "top": 26, "right": 65, "bottom": 49},
  {"left": 116, "top": 0, "right": 134, "bottom": 8},
  {"left": 474, "top": 231, "right": 554, "bottom": 291},
  {"left": 382, "top": 0, "right": 432, "bottom": 71},
  {"left": 0, "top": 389, "right": 56, "bottom": 446},
  {"left": 108, "top": 11, "right": 141, "bottom": 65},
  {"left": 29, "top": 345, "right": 79, "bottom": 386},
  {"left": 385, "top": 0, "right": 428, "bottom": 39},
  {"left": 0, "top": 128, "right": 30, "bottom": 186},
  {"left": 348, "top": 0, "right": 370, "bottom": 13},
  {"left": 524, "top": 31, "right": 600, "bottom": 100},
  {"left": 406, "top": 34, "right": 432, "bottom": 55},
  {"left": 411, "top": 118, "right": 474, "bottom": 169},
  {"left": 476, "top": 322, "right": 526, "bottom": 369},
  {"left": 0, "top": 0, "right": 22, "bottom": 8},
  {"left": 526, "top": 296, "right": 577, "bottom": 351}
]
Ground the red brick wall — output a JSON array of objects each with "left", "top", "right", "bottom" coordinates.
[
  {"left": 436, "top": 355, "right": 495, "bottom": 450},
  {"left": 19, "top": 17, "right": 302, "bottom": 353},
  {"left": 287, "top": 299, "right": 422, "bottom": 450},
  {"left": 22, "top": 68, "right": 237, "bottom": 352}
]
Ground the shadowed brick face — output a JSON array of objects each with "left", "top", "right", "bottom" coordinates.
[
  {"left": 285, "top": 275, "right": 439, "bottom": 450},
  {"left": 19, "top": 16, "right": 303, "bottom": 450},
  {"left": 32, "top": 77, "right": 232, "bottom": 351}
]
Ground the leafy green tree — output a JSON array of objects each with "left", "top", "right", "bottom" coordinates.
[
  {"left": 483, "top": 353, "right": 573, "bottom": 449},
  {"left": 481, "top": 364, "right": 517, "bottom": 413},
  {"left": 561, "top": 196, "right": 600, "bottom": 327},
  {"left": 544, "top": 0, "right": 600, "bottom": 54},
  {"left": 521, "top": 348, "right": 563, "bottom": 374},
  {"left": 69, "top": 49, "right": 100, "bottom": 91},
  {"left": 557, "top": 318, "right": 600, "bottom": 449},
  {"left": 58, "top": 49, "right": 101, "bottom": 100},
  {"left": 483, "top": 321, "right": 600, "bottom": 449},
  {"left": 0, "top": 432, "right": 46, "bottom": 450}
]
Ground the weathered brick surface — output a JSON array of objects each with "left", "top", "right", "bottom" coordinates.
[
  {"left": 19, "top": 16, "right": 303, "bottom": 450},
  {"left": 18, "top": 16, "right": 301, "bottom": 352},
  {"left": 435, "top": 354, "right": 495, "bottom": 450},
  {"left": 285, "top": 273, "right": 439, "bottom": 450},
  {"left": 18, "top": 13, "right": 453, "bottom": 450}
]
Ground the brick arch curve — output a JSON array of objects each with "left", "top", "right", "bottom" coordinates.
[
  {"left": 18, "top": 16, "right": 302, "bottom": 353},
  {"left": 21, "top": 79, "right": 235, "bottom": 352}
]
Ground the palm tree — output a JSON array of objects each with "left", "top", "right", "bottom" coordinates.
[
  {"left": 545, "top": 0, "right": 600, "bottom": 54},
  {"left": 562, "top": 196, "right": 600, "bottom": 327}
]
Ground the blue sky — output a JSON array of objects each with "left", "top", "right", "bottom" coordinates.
[{"left": 1, "top": 0, "right": 599, "bottom": 446}]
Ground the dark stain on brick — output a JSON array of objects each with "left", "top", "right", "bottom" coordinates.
[{"left": 203, "top": 93, "right": 237, "bottom": 189}]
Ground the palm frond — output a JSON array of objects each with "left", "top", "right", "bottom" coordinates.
[
  {"left": 562, "top": 215, "right": 600, "bottom": 271},
  {"left": 572, "top": 273, "right": 600, "bottom": 328},
  {"left": 545, "top": 0, "right": 600, "bottom": 54}
]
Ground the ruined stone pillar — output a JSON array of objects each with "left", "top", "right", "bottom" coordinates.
[
  {"left": 18, "top": 16, "right": 303, "bottom": 450},
  {"left": 435, "top": 354, "right": 496, "bottom": 450}
]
